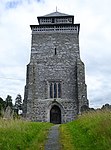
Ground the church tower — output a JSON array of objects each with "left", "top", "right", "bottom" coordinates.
[{"left": 23, "top": 11, "right": 89, "bottom": 123}]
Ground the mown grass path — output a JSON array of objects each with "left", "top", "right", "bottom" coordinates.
[{"left": 45, "top": 125, "right": 61, "bottom": 150}]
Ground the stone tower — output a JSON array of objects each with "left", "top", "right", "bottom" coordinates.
[{"left": 23, "top": 11, "right": 88, "bottom": 124}]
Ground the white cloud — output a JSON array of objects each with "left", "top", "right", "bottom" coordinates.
[{"left": 0, "top": 0, "right": 111, "bottom": 108}]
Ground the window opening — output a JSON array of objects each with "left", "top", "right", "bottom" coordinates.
[
  {"left": 55, "top": 48, "right": 57, "bottom": 55},
  {"left": 52, "top": 18, "right": 55, "bottom": 23},
  {"left": 54, "top": 83, "right": 57, "bottom": 98},
  {"left": 49, "top": 82, "right": 61, "bottom": 98},
  {"left": 50, "top": 83, "right": 53, "bottom": 98},
  {"left": 58, "top": 83, "right": 61, "bottom": 98}
]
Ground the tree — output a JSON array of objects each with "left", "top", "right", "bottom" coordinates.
[
  {"left": 0, "top": 97, "right": 6, "bottom": 109},
  {"left": 0, "top": 97, "right": 6, "bottom": 116},
  {"left": 5, "top": 95, "right": 13, "bottom": 108},
  {"left": 14, "top": 94, "right": 22, "bottom": 114},
  {"left": 101, "top": 103, "right": 111, "bottom": 110}
]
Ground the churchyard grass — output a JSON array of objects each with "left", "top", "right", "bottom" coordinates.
[
  {"left": 60, "top": 110, "right": 111, "bottom": 150},
  {"left": 0, "top": 119, "right": 52, "bottom": 150}
]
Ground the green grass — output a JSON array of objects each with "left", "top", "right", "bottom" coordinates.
[
  {"left": 60, "top": 110, "right": 111, "bottom": 150},
  {"left": 0, "top": 119, "right": 52, "bottom": 150}
]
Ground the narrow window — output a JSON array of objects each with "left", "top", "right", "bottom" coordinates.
[
  {"left": 55, "top": 48, "right": 57, "bottom": 55},
  {"left": 58, "top": 83, "right": 61, "bottom": 98},
  {"left": 54, "top": 83, "right": 57, "bottom": 98},
  {"left": 50, "top": 83, "right": 53, "bottom": 98}
]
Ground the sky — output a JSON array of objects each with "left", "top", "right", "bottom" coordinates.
[{"left": 0, "top": 0, "right": 111, "bottom": 108}]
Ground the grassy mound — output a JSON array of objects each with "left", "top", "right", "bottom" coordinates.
[
  {"left": 0, "top": 119, "right": 52, "bottom": 150},
  {"left": 60, "top": 110, "right": 111, "bottom": 150}
]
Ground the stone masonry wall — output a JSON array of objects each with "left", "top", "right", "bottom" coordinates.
[{"left": 23, "top": 31, "right": 88, "bottom": 122}]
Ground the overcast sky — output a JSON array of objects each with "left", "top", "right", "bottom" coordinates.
[{"left": 0, "top": 0, "right": 111, "bottom": 108}]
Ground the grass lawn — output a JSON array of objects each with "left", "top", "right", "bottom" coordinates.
[
  {"left": 60, "top": 110, "right": 111, "bottom": 150},
  {"left": 0, "top": 119, "right": 52, "bottom": 150}
]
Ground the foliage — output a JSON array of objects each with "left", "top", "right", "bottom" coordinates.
[
  {"left": 5, "top": 95, "right": 13, "bottom": 108},
  {"left": 0, "top": 97, "right": 6, "bottom": 109},
  {"left": 14, "top": 94, "right": 22, "bottom": 114},
  {"left": 0, "top": 119, "right": 52, "bottom": 150},
  {"left": 0, "top": 97, "right": 6, "bottom": 117},
  {"left": 60, "top": 110, "right": 111, "bottom": 150},
  {"left": 101, "top": 103, "right": 111, "bottom": 110}
]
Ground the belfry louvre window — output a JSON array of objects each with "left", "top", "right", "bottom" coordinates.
[{"left": 49, "top": 82, "right": 61, "bottom": 98}]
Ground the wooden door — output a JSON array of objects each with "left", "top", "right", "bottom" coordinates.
[{"left": 50, "top": 105, "right": 61, "bottom": 124}]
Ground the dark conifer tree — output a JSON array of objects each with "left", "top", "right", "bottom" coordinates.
[{"left": 14, "top": 94, "right": 22, "bottom": 114}]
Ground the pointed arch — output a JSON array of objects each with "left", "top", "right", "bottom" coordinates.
[
  {"left": 47, "top": 101, "right": 64, "bottom": 124},
  {"left": 50, "top": 105, "right": 61, "bottom": 124}
]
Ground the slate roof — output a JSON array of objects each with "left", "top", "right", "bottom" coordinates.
[{"left": 39, "top": 11, "right": 73, "bottom": 18}]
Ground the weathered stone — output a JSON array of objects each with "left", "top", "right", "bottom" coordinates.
[
  {"left": 23, "top": 11, "right": 89, "bottom": 123},
  {"left": 3, "top": 106, "right": 13, "bottom": 119}
]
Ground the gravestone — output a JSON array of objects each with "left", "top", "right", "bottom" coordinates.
[{"left": 3, "top": 106, "right": 13, "bottom": 119}]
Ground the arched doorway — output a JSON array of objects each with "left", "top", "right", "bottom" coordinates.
[{"left": 50, "top": 105, "right": 61, "bottom": 124}]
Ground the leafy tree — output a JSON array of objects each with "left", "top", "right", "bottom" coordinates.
[
  {"left": 5, "top": 95, "right": 13, "bottom": 108},
  {"left": 0, "top": 97, "right": 6, "bottom": 116},
  {"left": 14, "top": 94, "right": 22, "bottom": 114},
  {"left": 101, "top": 103, "right": 111, "bottom": 110}
]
